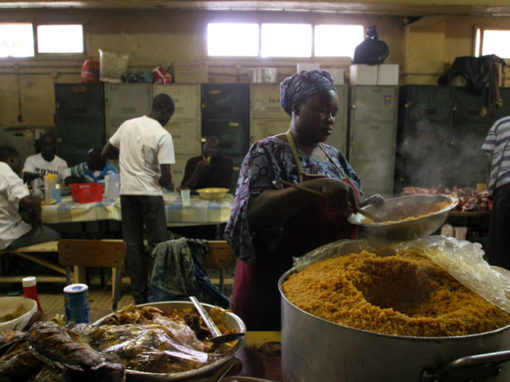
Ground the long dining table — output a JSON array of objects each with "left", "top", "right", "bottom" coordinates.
[{"left": 41, "top": 192, "right": 234, "bottom": 227}]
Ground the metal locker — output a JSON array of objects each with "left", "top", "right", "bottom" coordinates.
[
  {"left": 171, "top": 154, "right": 193, "bottom": 188},
  {"left": 249, "top": 119, "right": 289, "bottom": 145},
  {"left": 453, "top": 87, "right": 491, "bottom": 124},
  {"left": 202, "top": 85, "right": 250, "bottom": 159},
  {"left": 202, "top": 119, "right": 249, "bottom": 157},
  {"left": 450, "top": 121, "right": 491, "bottom": 187},
  {"left": 330, "top": 85, "right": 348, "bottom": 155},
  {"left": 349, "top": 121, "right": 396, "bottom": 159},
  {"left": 55, "top": 83, "right": 104, "bottom": 121},
  {"left": 202, "top": 84, "right": 250, "bottom": 120},
  {"left": 56, "top": 121, "right": 106, "bottom": 166},
  {"left": 55, "top": 83, "right": 105, "bottom": 166},
  {"left": 492, "top": 88, "right": 510, "bottom": 121},
  {"left": 349, "top": 154, "right": 395, "bottom": 198},
  {"left": 0, "top": 126, "right": 36, "bottom": 162},
  {"left": 400, "top": 85, "right": 454, "bottom": 123},
  {"left": 250, "top": 84, "right": 288, "bottom": 119},
  {"left": 164, "top": 119, "right": 201, "bottom": 156},
  {"left": 154, "top": 84, "right": 201, "bottom": 120},
  {"left": 105, "top": 83, "right": 152, "bottom": 138},
  {"left": 350, "top": 86, "right": 399, "bottom": 122}
]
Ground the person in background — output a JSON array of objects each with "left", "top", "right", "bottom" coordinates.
[
  {"left": 181, "top": 136, "right": 233, "bottom": 190},
  {"left": 23, "top": 132, "right": 68, "bottom": 196},
  {"left": 0, "top": 146, "right": 61, "bottom": 251},
  {"left": 225, "top": 70, "right": 383, "bottom": 330},
  {"left": 102, "top": 93, "right": 176, "bottom": 304},
  {"left": 63, "top": 148, "right": 118, "bottom": 185},
  {"left": 482, "top": 115, "right": 510, "bottom": 270}
]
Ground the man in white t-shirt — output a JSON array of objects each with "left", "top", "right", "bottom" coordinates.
[
  {"left": 23, "top": 132, "right": 68, "bottom": 196},
  {"left": 102, "top": 93, "right": 176, "bottom": 304},
  {"left": 0, "top": 146, "right": 61, "bottom": 251}
]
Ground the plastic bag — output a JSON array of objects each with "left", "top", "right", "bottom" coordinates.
[
  {"left": 293, "top": 236, "right": 510, "bottom": 314},
  {"left": 353, "top": 24, "right": 389, "bottom": 65}
]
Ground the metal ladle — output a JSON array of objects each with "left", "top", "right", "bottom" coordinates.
[{"left": 189, "top": 296, "right": 245, "bottom": 345}]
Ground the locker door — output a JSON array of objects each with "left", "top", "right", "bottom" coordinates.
[
  {"left": 105, "top": 83, "right": 152, "bottom": 138},
  {"left": 491, "top": 87, "right": 510, "bottom": 122},
  {"left": 55, "top": 83, "right": 105, "bottom": 166},
  {"left": 154, "top": 84, "right": 200, "bottom": 120},
  {"left": 349, "top": 121, "right": 396, "bottom": 158},
  {"left": 249, "top": 119, "right": 289, "bottom": 145},
  {"left": 349, "top": 155, "right": 395, "bottom": 197},
  {"left": 453, "top": 87, "right": 491, "bottom": 124},
  {"left": 164, "top": 120, "right": 201, "bottom": 156},
  {"left": 450, "top": 122, "right": 491, "bottom": 187},
  {"left": 330, "top": 85, "right": 348, "bottom": 155},
  {"left": 57, "top": 121, "right": 106, "bottom": 166},
  {"left": 172, "top": 154, "right": 192, "bottom": 188},
  {"left": 400, "top": 85, "right": 454, "bottom": 123},
  {"left": 55, "top": 83, "right": 104, "bottom": 121},
  {"left": 202, "top": 119, "right": 249, "bottom": 157},
  {"left": 250, "top": 84, "right": 288, "bottom": 119},
  {"left": 350, "top": 86, "right": 398, "bottom": 122},
  {"left": 202, "top": 84, "right": 250, "bottom": 120}
]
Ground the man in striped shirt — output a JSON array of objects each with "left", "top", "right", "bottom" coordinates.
[{"left": 482, "top": 116, "right": 510, "bottom": 269}]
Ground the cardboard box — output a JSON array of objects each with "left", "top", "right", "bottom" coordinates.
[
  {"left": 349, "top": 64, "right": 378, "bottom": 85},
  {"left": 174, "top": 61, "right": 208, "bottom": 83},
  {"left": 377, "top": 64, "right": 399, "bottom": 85},
  {"left": 297, "top": 62, "right": 321, "bottom": 73}
]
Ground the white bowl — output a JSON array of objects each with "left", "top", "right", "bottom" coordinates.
[{"left": 0, "top": 296, "right": 37, "bottom": 331}]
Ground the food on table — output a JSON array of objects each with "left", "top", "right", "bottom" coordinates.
[
  {"left": 0, "top": 304, "right": 239, "bottom": 380},
  {"left": 282, "top": 249, "right": 510, "bottom": 337},
  {"left": 361, "top": 200, "right": 451, "bottom": 224},
  {"left": 402, "top": 186, "right": 491, "bottom": 212},
  {"left": 28, "top": 321, "right": 125, "bottom": 381},
  {"left": 83, "top": 304, "right": 237, "bottom": 373}
]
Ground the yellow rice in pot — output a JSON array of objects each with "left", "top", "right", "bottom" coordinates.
[{"left": 282, "top": 250, "right": 510, "bottom": 337}]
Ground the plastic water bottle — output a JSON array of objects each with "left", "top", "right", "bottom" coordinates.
[{"left": 22, "top": 276, "right": 43, "bottom": 312}]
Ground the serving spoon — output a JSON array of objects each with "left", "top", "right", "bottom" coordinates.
[
  {"left": 189, "top": 296, "right": 245, "bottom": 346},
  {"left": 273, "top": 178, "right": 383, "bottom": 222}
]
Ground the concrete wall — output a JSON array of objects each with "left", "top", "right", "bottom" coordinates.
[{"left": 1, "top": 9, "right": 509, "bottom": 131}]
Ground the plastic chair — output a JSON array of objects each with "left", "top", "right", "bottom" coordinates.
[{"left": 58, "top": 239, "right": 125, "bottom": 311}]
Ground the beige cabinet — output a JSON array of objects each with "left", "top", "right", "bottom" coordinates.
[
  {"left": 154, "top": 84, "right": 201, "bottom": 120},
  {"left": 164, "top": 119, "right": 202, "bottom": 155},
  {"left": 250, "top": 84, "right": 288, "bottom": 119},
  {"left": 171, "top": 154, "right": 194, "bottom": 188},
  {"left": 249, "top": 119, "right": 289, "bottom": 145}
]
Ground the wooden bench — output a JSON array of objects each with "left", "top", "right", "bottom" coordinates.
[{"left": 0, "top": 241, "right": 66, "bottom": 283}]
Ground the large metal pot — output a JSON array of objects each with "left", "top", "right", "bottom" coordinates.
[{"left": 278, "top": 240, "right": 510, "bottom": 382}]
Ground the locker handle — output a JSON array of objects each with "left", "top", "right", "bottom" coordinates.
[
  {"left": 233, "top": 166, "right": 240, "bottom": 171},
  {"left": 351, "top": 104, "right": 357, "bottom": 110}
]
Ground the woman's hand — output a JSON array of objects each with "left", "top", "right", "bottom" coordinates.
[
  {"left": 304, "top": 178, "right": 359, "bottom": 212},
  {"left": 360, "top": 194, "right": 385, "bottom": 208}
]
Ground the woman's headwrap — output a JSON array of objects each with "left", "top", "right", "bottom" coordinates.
[{"left": 280, "top": 69, "right": 337, "bottom": 116}]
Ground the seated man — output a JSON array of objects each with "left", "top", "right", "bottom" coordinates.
[
  {"left": 181, "top": 136, "right": 233, "bottom": 190},
  {"left": 0, "top": 146, "right": 61, "bottom": 251},
  {"left": 63, "top": 148, "right": 118, "bottom": 185},
  {"left": 23, "top": 132, "right": 68, "bottom": 196}
]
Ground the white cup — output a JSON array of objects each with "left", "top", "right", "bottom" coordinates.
[{"left": 180, "top": 189, "right": 190, "bottom": 206}]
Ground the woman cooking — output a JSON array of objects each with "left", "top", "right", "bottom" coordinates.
[{"left": 225, "top": 69, "right": 383, "bottom": 330}]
